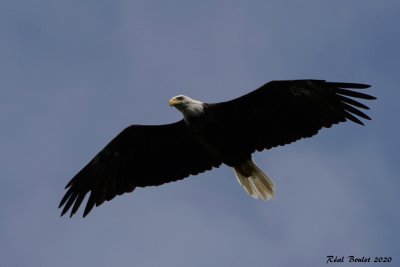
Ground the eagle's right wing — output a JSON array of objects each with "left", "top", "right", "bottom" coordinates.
[{"left": 59, "top": 120, "right": 220, "bottom": 217}]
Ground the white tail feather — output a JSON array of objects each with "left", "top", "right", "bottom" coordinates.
[{"left": 234, "top": 160, "right": 275, "bottom": 200}]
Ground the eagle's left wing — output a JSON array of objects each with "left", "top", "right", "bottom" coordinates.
[{"left": 208, "top": 79, "right": 376, "bottom": 154}]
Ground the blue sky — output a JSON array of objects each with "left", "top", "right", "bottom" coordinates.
[{"left": 1, "top": 1, "right": 399, "bottom": 266}]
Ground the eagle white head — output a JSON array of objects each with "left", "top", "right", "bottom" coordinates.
[{"left": 169, "top": 95, "right": 205, "bottom": 119}]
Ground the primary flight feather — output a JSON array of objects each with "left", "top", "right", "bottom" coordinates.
[{"left": 59, "top": 79, "right": 376, "bottom": 217}]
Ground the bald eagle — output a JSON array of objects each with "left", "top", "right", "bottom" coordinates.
[{"left": 59, "top": 79, "right": 376, "bottom": 217}]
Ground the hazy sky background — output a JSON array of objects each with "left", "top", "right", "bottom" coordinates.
[{"left": 1, "top": 1, "right": 399, "bottom": 266}]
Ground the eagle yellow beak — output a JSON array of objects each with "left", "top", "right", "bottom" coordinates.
[{"left": 169, "top": 98, "right": 179, "bottom": 107}]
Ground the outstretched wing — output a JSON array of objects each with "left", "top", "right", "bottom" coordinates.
[
  {"left": 209, "top": 79, "right": 376, "bottom": 153},
  {"left": 59, "top": 120, "right": 220, "bottom": 217}
]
